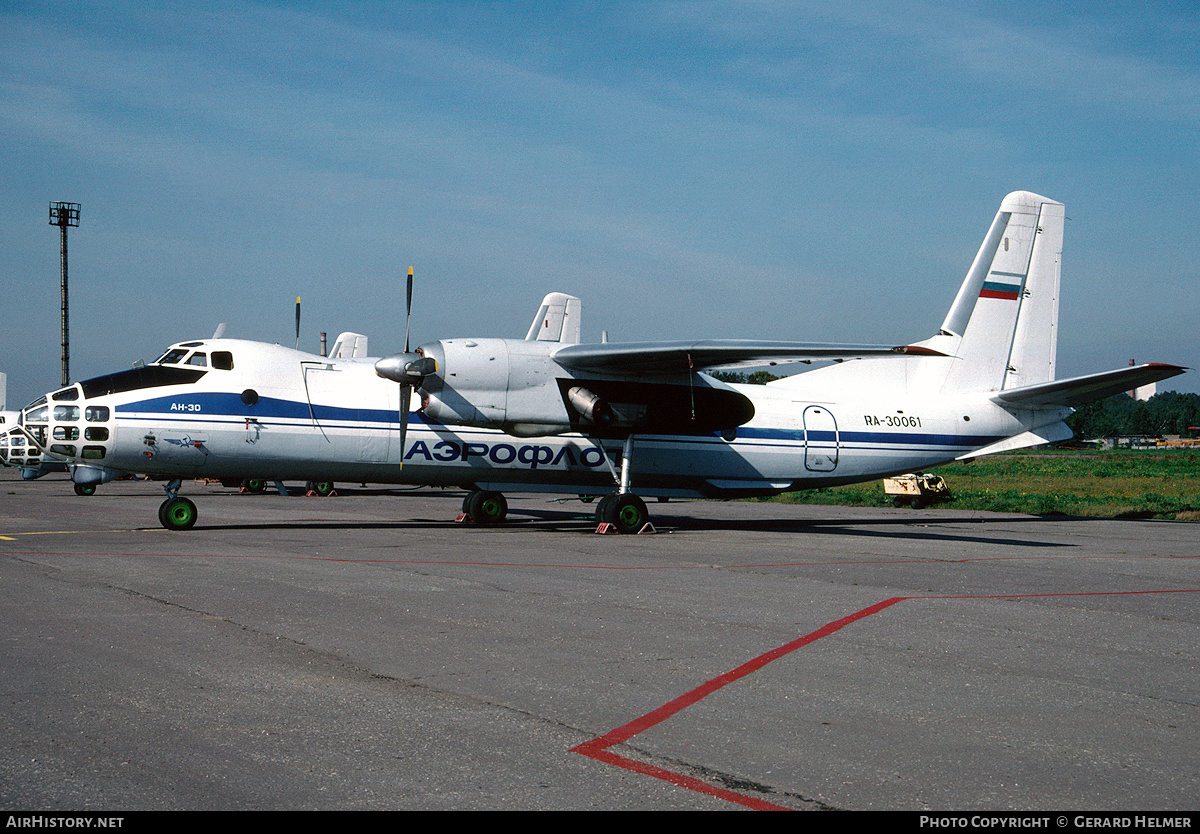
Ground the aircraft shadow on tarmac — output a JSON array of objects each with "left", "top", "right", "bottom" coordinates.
[{"left": 177, "top": 491, "right": 1079, "bottom": 548}]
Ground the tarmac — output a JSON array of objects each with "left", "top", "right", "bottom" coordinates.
[{"left": 1, "top": 469, "right": 1197, "bottom": 811}]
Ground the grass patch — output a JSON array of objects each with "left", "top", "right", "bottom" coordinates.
[{"left": 766, "top": 449, "right": 1200, "bottom": 519}]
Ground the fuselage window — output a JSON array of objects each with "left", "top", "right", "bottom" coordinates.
[
  {"left": 85, "top": 406, "right": 110, "bottom": 422},
  {"left": 53, "top": 405, "right": 80, "bottom": 422},
  {"left": 53, "top": 426, "right": 80, "bottom": 441},
  {"left": 84, "top": 427, "right": 109, "bottom": 441},
  {"left": 212, "top": 351, "right": 234, "bottom": 370}
]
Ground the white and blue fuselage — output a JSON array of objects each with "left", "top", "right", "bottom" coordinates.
[{"left": 21, "top": 337, "right": 1033, "bottom": 499}]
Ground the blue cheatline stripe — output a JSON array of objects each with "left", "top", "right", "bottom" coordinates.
[
  {"left": 737, "top": 426, "right": 1003, "bottom": 448},
  {"left": 116, "top": 392, "right": 400, "bottom": 425},
  {"left": 112, "top": 394, "right": 1003, "bottom": 452}
]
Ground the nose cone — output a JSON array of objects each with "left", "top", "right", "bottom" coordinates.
[
  {"left": 375, "top": 353, "right": 437, "bottom": 383},
  {"left": 374, "top": 354, "right": 409, "bottom": 382}
]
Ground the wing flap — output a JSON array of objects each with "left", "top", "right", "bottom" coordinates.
[
  {"left": 992, "top": 363, "right": 1186, "bottom": 408},
  {"left": 552, "top": 340, "right": 941, "bottom": 375}
]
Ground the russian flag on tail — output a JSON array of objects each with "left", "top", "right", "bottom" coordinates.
[{"left": 980, "top": 270, "right": 1023, "bottom": 300}]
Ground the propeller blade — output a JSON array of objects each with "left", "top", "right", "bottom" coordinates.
[
  {"left": 399, "top": 383, "right": 411, "bottom": 453},
  {"left": 404, "top": 266, "right": 413, "bottom": 353},
  {"left": 398, "top": 267, "right": 416, "bottom": 461},
  {"left": 295, "top": 297, "right": 301, "bottom": 350}
]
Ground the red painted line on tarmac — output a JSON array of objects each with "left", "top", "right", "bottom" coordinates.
[
  {"left": 572, "top": 586, "right": 1200, "bottom": 809},
  {"left": 924, "top": 588, "right": 1200, "bottom": 600},
  {"left": 571, "top": 596, "right": 907, "bottom": 810}
]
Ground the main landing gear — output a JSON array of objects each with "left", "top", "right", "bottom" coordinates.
[
  {"left": 461, "top": 490, "right": 508, "bottom": 525},
  {"left": 594, "top": 435, "right": 654, "bottom": 534},
  {"left": 458, "top": 436, "right": 655, "bottom": 534},
  {"left": 593, "top": 492, "right": 650, "bottom": 535}
]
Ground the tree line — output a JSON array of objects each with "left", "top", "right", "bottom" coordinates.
[{"left": 1066, "top": 391, "right": 1200, "bottom": 439}]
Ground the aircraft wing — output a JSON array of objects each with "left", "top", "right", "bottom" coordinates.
[
  {"left": 992, "top": 363, "right": 1187, "bottom": 408},
  {"left": 551, "top": 340, "right": 942, "bottom": 375}
]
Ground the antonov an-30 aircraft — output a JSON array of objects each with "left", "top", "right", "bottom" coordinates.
[{"left": 9, "top": 191, "right": 1185, "bottom": 532}]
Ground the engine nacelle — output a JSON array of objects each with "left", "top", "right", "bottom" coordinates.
[
  {"left": 416, "top": 338, "right": 575, "bottom": 436},
  {"left": 411, "top": 337, "right": 756, "bottom": 438}
]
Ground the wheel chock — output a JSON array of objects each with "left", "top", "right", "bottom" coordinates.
[
  {"left": 305, "top": 489, "right": 339, "bottom": 497},
  {"left": 455, "top": 512, "right": 474, "bottom": 524},
  {"left": 595, "top": 522, "right": 657, "bottom": 534}
]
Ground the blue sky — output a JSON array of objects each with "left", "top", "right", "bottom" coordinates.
[{"left": 2, "top": 1, "right": 1198, "bottom": 408}]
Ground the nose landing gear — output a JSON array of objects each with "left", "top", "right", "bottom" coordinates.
[{"left": 158, "top": 479, "right": 198, "bottom": 530}]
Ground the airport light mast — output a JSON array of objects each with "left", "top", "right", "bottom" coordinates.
[{"left": 49, "top": 201, "right": 80, "bottom": 388}]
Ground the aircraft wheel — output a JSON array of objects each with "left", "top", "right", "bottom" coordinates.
[
  {"left": 159, "top": 497, "right": 198, "bottom": 531},
  {"left": 604, "top": 494, "right": 649, "bottom": 534},
  {"left": 242, "top": 478, "right": 267, "bottom": 493},
  {"left": 309, "top": 480, "right": 335, "bottom": 496},
  {"left": 466, "top": 490, "right": 507, "bottom": 525},
  {"left": 594, "top": 493, "right": 617, "bottom": 523},
  {"left": 73, "top": 483, "right": 96, "bottom": 496}
]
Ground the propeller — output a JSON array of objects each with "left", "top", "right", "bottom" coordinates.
[
  {"left": 375, "top": 267, "right": 437, "bottom": 454},
  {"left": 295, "top": 297, "right": 301, "bottom": 350}
]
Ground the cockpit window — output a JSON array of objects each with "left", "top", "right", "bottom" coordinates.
[
  {"left": 156, "top": 349, "right": 189, "bottom": 365},
  {"left": 186, "top": 352, "right": 207, "bottom": 367},
  {"left": 52, "top": 387, "right": 79, "bottom": 401},
  {"left": 79, "top": 365, "right": 206, "bottom": 398}
]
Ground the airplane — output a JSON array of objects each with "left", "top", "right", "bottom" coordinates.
[
  {"left": 8, "top": 191, "right": 1185, "bottom": 532},
  {"left": 1, "top": 367, "right": 67, "bottom": 481}
]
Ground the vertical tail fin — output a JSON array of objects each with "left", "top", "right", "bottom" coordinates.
[
  {"left": 922, "top": 191, "right": 1064, "bottom": 394},
  {"left": 525, "top": 292, "right": 582, "bottom": 343}
]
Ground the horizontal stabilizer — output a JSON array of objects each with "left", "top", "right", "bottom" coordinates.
[
  {"left": 957, "top": 421, "right": 1074, "bottom": 459},
  {"left": 552, "top": 340, "right": 942, "bottom": 375},
  {"left": 992, "top": 363, "right": 1186, "bottom": 408}
]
